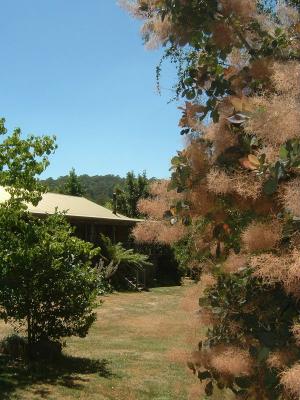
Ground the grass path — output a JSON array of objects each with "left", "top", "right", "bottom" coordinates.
[{"left": 0, "top": 284, "right": 203, "bottom": 400}]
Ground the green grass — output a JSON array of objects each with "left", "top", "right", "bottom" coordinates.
[{"left": 0, "top": 284, "right": 204, "bottom": 400}]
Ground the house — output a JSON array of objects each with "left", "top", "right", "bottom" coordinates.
[{"left": 0, "top": 187, "right": 140, "bottom": 244}]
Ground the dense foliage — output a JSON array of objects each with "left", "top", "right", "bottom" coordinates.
[{"left": 125, "top": 0, "right": 300, "bottom": 398}]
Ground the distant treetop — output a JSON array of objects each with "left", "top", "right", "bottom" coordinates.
[{"left": 59, "top": 168, "right": 85, "bottom": 197}]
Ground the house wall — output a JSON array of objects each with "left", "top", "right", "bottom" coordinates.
[{"left": 70, "top": 219, "right": 133, "bottom": 246}]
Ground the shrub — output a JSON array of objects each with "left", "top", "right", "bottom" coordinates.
[
  {"left": 132, "top": 180, "right": 189, "bottom": 284},
  {"left": 0, "top": 211, "right": 100, "bottom": 350},
  {"left": 0, "top": 335, "right": 27, "bottom": 359}
]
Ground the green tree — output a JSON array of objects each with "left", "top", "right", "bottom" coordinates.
[
  {"left": 115, "top": 171, "right": 149, "bottom": 218},
  {"left": 0, "top": 119, "right": 99, "bottom": 353},
  {"left": 60, "top": 167, "right": 85, "bottom": 197}
]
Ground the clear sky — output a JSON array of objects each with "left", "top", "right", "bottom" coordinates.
[{"left": 0, "top": 0, "right": 183, "bottom": 179}]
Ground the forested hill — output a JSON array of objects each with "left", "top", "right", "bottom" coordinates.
[{"left": 41, "top": 174, "right": 125, "bottom": 205}]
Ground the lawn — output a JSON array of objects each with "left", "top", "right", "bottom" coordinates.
[{"left": 0, "top": 283, "right": 205, "bottom": 400}]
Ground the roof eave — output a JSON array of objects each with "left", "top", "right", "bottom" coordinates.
[{"left": 31, "top": 211, "right": 143, "bottom": 226}]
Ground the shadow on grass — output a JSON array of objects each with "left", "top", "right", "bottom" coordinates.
[{"left": 0, "top": 353, "right": 112, "bottom": 399}]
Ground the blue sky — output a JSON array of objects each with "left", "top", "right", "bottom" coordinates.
[{"left": 0, "top": 0, "right": 183, "bottom": 179}]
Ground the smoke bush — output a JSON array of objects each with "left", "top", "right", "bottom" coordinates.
[{"left": 125, "top": 0, "right": 300, "bottom": 398}]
